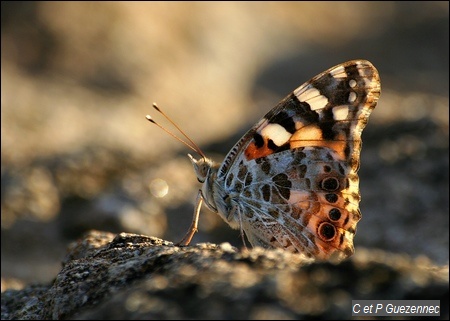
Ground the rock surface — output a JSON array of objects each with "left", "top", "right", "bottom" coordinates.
[{"left": 2, "top": 230, "right": 448, "bottom": 320}]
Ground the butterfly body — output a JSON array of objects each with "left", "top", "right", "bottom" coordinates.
[{"left": 157, "top": 60, "right": 380, "bottom": 262}]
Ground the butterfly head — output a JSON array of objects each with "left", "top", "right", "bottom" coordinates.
[
  {"left": 188, "top": 153, "right": 221, "bottom": 213},
  {"left": 188, "top": 154, "right": 216, "bottom": 183}
]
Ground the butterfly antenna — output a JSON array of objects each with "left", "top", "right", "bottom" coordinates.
[{"left": 146, "top": 103, "right": 207, "bottom": 159}]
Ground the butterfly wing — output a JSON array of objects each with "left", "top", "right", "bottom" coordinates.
[{"left": 216, "top": 60, "right": 380, "bottom": 261}]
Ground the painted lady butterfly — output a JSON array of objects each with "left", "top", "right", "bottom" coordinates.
[{"left": 147, "top": 60, "right": 381, "bottom": 262}]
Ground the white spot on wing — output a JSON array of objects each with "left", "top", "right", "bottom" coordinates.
[
  {"left": 307, "top": 94, "right": 329, "bottom": 111},
  {"left": 295, "top": 87, "right": 321, "bottom": 101},
  {"left": 295, "top": 87, "right": 328, "bottom": 111},
  {"left": 331, "top": 65, "right": 347, "bottom": 78},
  {"left": 332, "top": 105, "right": 349, "bottom": 120},
  {"left": 348, "top": 92, "right": 357, "bottom": 103},
  {"left": 261, "top": 123, "right": 291, "bottom": 146}
]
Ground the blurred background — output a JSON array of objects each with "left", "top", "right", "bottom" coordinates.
[{"left": 1, "top": 2, "right": 448, "bottom": 287}]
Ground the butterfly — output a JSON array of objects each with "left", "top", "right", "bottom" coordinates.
[{"left": 147, "top": 60, "right": 381, "bottom": 262}]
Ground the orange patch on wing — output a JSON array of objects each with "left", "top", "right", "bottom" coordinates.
[
  {"left": 288, "top": 190, "right": 314, "bottom": 210},
  {"left": 244, "top": 140, "right": 274, "bottom": 161},
  {"left": 290, "top": 125, "right": 347, "bottom": 160}
]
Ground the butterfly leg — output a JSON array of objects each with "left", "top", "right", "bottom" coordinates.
[
  {"left": 234, "top": 205, "right": 249, "bottom": 250},
  {"left": 176, "top": 190, "right": 203, "bottom": 246},
  {"left": 224, "top": 201, "right": 249, "bottom": 249}
]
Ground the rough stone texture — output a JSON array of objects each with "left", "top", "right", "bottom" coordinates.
[{"left": 2, "top": 230, "right": 448, "bottom": 320}]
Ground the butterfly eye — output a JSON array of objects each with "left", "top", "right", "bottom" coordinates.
[{"left": 201, "top": 164, "right": 209, "bottom": 176}]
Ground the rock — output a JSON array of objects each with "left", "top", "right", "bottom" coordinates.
[{"left": 1, "top": 230, "right": 448, "bottom": 320}]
